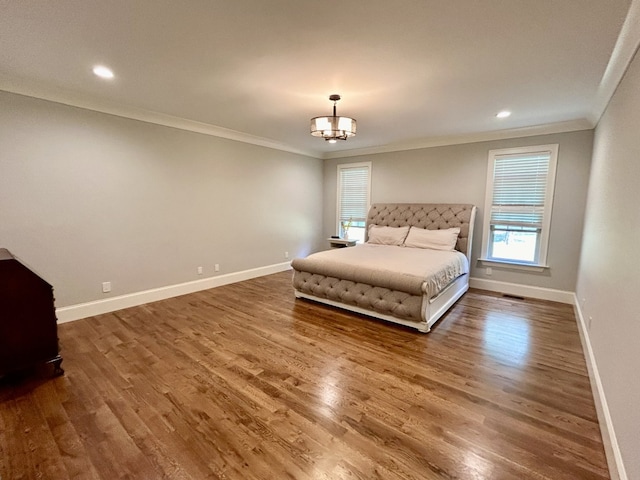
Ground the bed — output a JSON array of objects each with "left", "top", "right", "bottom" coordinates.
[{"left": 291, "top": 203, "right": 476, "bottom": 332}]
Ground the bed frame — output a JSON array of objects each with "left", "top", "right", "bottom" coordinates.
[{"left": 292, "top": 203, "right": 477, "bottom": 332}]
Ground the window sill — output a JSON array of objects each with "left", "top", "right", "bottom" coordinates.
[{"left": 478, "top": 258, "right": 549, "bottom": 273}]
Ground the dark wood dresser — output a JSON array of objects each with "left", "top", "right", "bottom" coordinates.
[{"left": 0, "top": 248, "right": 63, "bottom": 377}]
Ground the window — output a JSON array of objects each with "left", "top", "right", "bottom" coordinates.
[
  {"left": 337, "top": 162, "right": 371, "bottom": 244},
  {"left": 481, "top": 144, "right": 558, "bottom": 268}
]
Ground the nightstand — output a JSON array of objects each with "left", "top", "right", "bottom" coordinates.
[{"left": 328, "top": 238, "right": 357, "bottom": 248}]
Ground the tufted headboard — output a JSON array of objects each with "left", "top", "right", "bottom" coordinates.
[{"left": 366, "top": 203, "right": 477, "bottom": 260}]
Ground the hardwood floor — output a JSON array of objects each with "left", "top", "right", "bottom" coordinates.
[{"left": 0, "top": 271, "right": 609, "bottom": 479}]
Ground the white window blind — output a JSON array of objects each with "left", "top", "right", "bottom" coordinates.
[
  {"left": 490, "top": 152, "right": 551, "bottom": 229},
  {"left": 338, "top": 164, "right": 370, "bottom": 223},
  {"left": 481, "top": 144, "right": 558, "bottom": 268}
]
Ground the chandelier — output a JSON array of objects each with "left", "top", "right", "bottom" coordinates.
[{"left": 310, "top": 94, "right": 356, "bottom": 143}]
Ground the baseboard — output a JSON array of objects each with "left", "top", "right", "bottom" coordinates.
[
  {"left": 469, "top": 277, "right": 574, "bottom": 304},
  {"left": 573, "top": 297, "right": 627, "bottom": 480},
  {"left": 468, "top": 277, "right": 626, "bottom": 478},
  {"left": 56, "top": 262, "right": 292, "bottom": 323}
]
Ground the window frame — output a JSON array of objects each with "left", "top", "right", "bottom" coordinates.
[
  {"left": 336, "top": 162, "right": 372, "bottom": 242},
  {"left": 480, "top": 144, "right": 558, "bottom": 270}
]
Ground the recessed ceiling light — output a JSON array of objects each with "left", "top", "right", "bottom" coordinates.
[
  {"left": 496, "top": 110, "right": 511, "bottom": 119},
  {"left": 92, "top": 65, "right": 114, "bottom": 79}
]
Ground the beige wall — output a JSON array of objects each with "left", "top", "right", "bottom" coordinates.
[
  {"left": 0, "top": 90, "right": 594, "bottom": 303},
  {"left": 576, "top": 49, "right": 640, "bottom": 479},
  {"left": 324, "top": 130, "right": 594, "bottom": 292},
  {"left": 0, "top": 91, "right": 324, "bottom": 307}
]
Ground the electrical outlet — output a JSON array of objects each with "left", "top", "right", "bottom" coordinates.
[
  {"left": 214, "top": 264, "right": 220, "bottom": 272},
  {"left": 197, "top": 266, "right": 203, "bottom": 275},
  {"left": 102, "top": 281, "right": 111, "bottom": 293},
  {"left": 284, "top": 251, "right": 289, "bottom": 259},
  {"left": 486, "top": 267, "right": 492, "bottom": 276}
]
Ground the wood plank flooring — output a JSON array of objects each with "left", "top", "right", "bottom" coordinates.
[{"left": 0, "top": 271, "right": 609, "bottom": 479}]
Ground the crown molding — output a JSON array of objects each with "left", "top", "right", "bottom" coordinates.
[
  {"left": 0, "top": 76, "right": 318, "bottom": 159},
  {"left": 5, "top": 46, "right": 630, "bottom": 163},
  {"left": 0, "top": 77, "right": 594, "bottom": 161},
  {"left": 321, "top": 118, "right": 594, "bottom": 160},
  {"left": 589, "top": 0, "right": 640, "bottom": 126}
]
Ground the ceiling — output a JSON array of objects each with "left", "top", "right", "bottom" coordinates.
[{"left": 0, "top": 0, "right": 636, "bottom": 159}]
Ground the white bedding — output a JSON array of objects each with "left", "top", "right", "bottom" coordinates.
[{"left": 293, "top": 244, "right": 469, "bottom": 298}]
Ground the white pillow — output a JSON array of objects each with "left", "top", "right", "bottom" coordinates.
[
  {"left": 404, "top": 227, "right": 460, "bottom": 251},
  {"left": 367, "top": 225, "right": 410, "bottom": 246}
]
